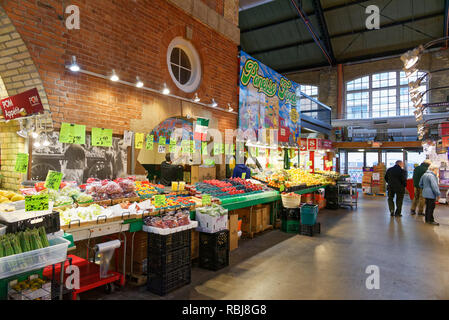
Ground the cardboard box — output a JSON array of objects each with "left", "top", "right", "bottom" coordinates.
[
  {"left": 235, "top": 207, "right": 262, "bottom": 234},
  {"left": 191, "top": 229, "right": 199, "bottom": 259},
  {"left": 228, "top": 213, "right": 238, "bottom": 251},
  {"left": 191, "top": 166, "right": 216, "bottom": 184}
]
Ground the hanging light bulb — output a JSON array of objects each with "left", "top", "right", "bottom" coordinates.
[
  {"left": 110, "top": 69, "right": 119, "bottom": 82},
  {"left": 69, "top": 56, "right": 80, "bottom": 72},
  {"left": 33, "top": 139, "right": 41, "bottom": 148},
  {"left": 162, "top": 83, "right": 170, "bottom": 95},
  {"left": 211, "top": 99, "right": 217, "bottom": 108},
  {"left": 135, "top": 76, "right": 144, "bottom": 88},
  {"left": 193, "top": 93, "right": 200, "bottom": 102},
  {"left": 16, "top": 119, "right": 28, "bottom": 138}
]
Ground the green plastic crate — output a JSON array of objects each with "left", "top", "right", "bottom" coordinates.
[
  {"left": 281, "top": 219, "right": 299, "bottom": 234},
  {"left": 0, "top": 268, "right": 44, "bottom": 300}
]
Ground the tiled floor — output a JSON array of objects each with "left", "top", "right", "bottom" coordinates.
[{"left": 82, "top": 194, "right": 449, "bottom": 300}]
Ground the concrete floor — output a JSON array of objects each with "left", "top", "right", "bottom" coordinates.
[{"left": 83, "top": 195, "right": 449, "bottom": 300}]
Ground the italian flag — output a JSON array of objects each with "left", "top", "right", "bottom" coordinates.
[{"left": 194, "top": 118, "right": 209, "bottom": 141}]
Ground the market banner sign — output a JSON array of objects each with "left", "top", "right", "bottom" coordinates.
[
  {"left": 239, "top": 51, "right": 301, "bottom": 145},
  {"left": 308, "top": 138, "right": 317, "bottom": 151},
  {"left": 0, "top": 88, "right": 44, "bottom": 120}
]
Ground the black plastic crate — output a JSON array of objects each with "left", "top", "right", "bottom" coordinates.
[
  {"left": 199, "top": 247, "right": 229, "bottom": 271},
  {"left": 147, "top": 265, "right": 191, "bottom": 296},
  {"left": 199, "top": 230, "right": 229, "bottom": 251},
  {"left": 3, "top": 211, "right": 60, "bottom": 234},
  {"left": 148, "top": 246, "right": 191, "bottom": 274},
  {"left": 280, "top": 207, "right": 300, "bottom": 220},
  {"left": 199, "top": 230, "right": 229, "bottom": 271},
  {"left": 299, "top": 222, "right": 321, "bottom": 237},
  {"left": 147, "top": 229, "right": 191, "bottom": 253}
]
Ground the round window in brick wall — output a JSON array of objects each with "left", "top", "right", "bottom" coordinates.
[{"left": 167, "top": 37, "right": 201, "bottom": 93}]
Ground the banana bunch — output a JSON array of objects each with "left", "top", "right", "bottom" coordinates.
[{"left": 0, "top": 190, "right": 25, "bottom": 203}]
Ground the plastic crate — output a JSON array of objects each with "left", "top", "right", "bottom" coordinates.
[
  {"left": 281, "top": 208, "right": 300, "bottom": 220},
  {"left": 0, "top": 237, "right": 69, "bottom": 280},
  {"left": 198, "top": 230, "right": 229, "bottom": 271},
  {"left": 281, "top": 218, "right": 300, "bottom": 233},
  {"left": 299, "top": 223, "right": 321, "bottom": 237},
  {"left": 147, "top": 265, "right": 191, "bottom": 296},
  {"left": 1, "top": 211, "right": 60, "bottom": 234},
  {"left": 300, "top": 204, "right": 318, "bottom": 226},
  {"left": 148, "top": 246, "right": 191, "bottom": 274},
  {"left": 147, "top": 229, "right": 191, "bottom": 253}
]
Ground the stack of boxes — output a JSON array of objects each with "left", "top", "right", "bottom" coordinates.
[
  {"left": 372, "top": 163, "right": 386, "bottom": 195},
  {"left": 362, "top": 168, "right": 373, "bottom": 194}
]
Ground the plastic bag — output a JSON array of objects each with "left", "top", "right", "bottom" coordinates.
[
  {"left": 104, "top": 181, "right": 123, "bottom": 195},
  {"left": 119, "top": 179, "right": 135, "bottom": 193}
]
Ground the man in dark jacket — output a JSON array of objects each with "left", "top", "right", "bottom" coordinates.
[
  {"left": 385, "top": 160, "right": 407, "bottom": 217},
  {"left": 411, "top": 159, "right": 431, "bottom": 215},
  {"left": 160, "top": 154, "right": 183, "bottom": 186}
]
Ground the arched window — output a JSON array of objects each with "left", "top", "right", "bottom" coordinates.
[{"left": 345, "top": 71, "right": 428, "bottom": 119}]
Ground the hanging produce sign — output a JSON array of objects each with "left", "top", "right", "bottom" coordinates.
[
  {"left": 146, "top": 134, "right": 154, "bottom": 150},
  {"left": 134, "top": 133, "right": 144, "bottom": 149},
  {"left": 14, "top": 153, "right": 29, "bottom": 173},
  {"left": 169, "top": 138, "right": 177, "bottom": 152},
  {"left": 154, "top": 195, "right": 166, "bottom": 207},
  {"left": 59, "top": 123, "right": 86, "bottom": 145},
  {"left": 202, "top": 194, "right": 211, "bottom": 206},
  {"left": 25, "top": 194, "right": 49, "bottom": 212},
  {"left": 202, "top": 142, "right": 208, "bottom": 154},
  {"left": 92, "top": 128, "right": 113, "bottom": 147},
  {"left": 308, "top": 138, "right": 317, "bottom": 151},
  {"left": 239, "top": 51, "right": 301, "bottom": 144},
  {"left": 158, "top": 136, "right": 166, "bottom": 145},
  {"left": 0, "top": 88, "right": 44, "bottom": 120},
  {"left": 123, "top": 130, "right": 133, "bottom": 147},
  {"left": 44, "top": 170, "right": 63, "bottom": 190}
]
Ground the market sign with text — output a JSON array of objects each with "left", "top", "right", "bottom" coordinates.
[{"left": 0, "top": 88, "right": 44, "bottom": 120}]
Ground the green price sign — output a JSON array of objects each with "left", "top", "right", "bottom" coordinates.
[
  {"left": 158, "top": 136, "right": 166, "bottom": 145},
  {"left": 232, "top": 144, "right": 235, "bottom": 155},
  {"left": 181, "top": 140, "right": 190, "bottom": 155},
  {"left": 14, "top": 153, "right": 29, "bottom": 173},
  {"left": 242, "top": 172, "right": 247, "bottom": 179},
  {"left": 169, "top": 142, "right": 176, "bottom": 153},
  {"left": 146, "top": 135, "right": 154, "bottom": 150},
  {"left": 135, "top": 133, "right": 144, "bottom": 149},
  {"left": 44, "top": 170, "right": 63, "bottom": 190},
  {"left": 202, "top": 142, "right": 208, "bottom": 155},
  {"left": 25, "top": 194, "right": 49, "bottom": 212},
  {"left": 59, "top": 123, "right": 86, "bottom": 145},
  {"left": 213, "top": 143, "right": 220, "bottom": 156},
  {"left": 279, "top": 184, "right": 285, "bottom": 192},
  {"left": 92, "top": 127, "right": 112, "bottom": 147},
  {"left": 154, "top": 195, "right": 166, "bottom": 207},
  {"left": 202, "top": 194, "right": 212, "bottom": 206},
  {"left": 190, "top": 140, "right": 195, "bottom": 154}
]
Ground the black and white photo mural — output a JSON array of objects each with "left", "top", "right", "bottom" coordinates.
[{"left": 31, "top": 132, "right": 127, "bottom": 184}]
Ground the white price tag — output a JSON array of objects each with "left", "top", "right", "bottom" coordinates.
[{"left": 158, "top": 145, "right": 166, "bottom": 153}]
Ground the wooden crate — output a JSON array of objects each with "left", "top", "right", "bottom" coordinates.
[
  {"left": 191, "top": 229, "right": 199, "bottom": 259},
  {"left": 228, "top": 213, "right": 239, "bottom": 251}
]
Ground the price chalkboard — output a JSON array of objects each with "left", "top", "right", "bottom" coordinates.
[
  {"left": 146, "top": 135, "right": 154, "bottom": 150},
  {"left": 154, "top": 195, "right": 166, "bottom": 207},
  {"left": 135, "top": 133, "right": 144, "bottom": 149},
  {"left": 202, "top": 194, "right": 211, "bottom": 206},
  {"left": 25, "top": 194, "right": 49, "bottom": 212},
  {"left": 44, "top": 170, "right": 63, "bottom": 190},
  {"left": 14, "top": 153, "right": 29, "bottom": 173},
  {"left": 92, "top": 127, "right": 112, "bottom": 147}
]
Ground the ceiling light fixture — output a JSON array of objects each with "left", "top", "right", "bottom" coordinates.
[
  {"left": 162, "top": 83, "right": 170, "bottom": 95},
  {"left": 227, "top": 103, "right": 234, "bottom": 112},
  {"left": 193, "top": 93, "right": 200, "bottom": 102},
  {"left": 42, "top": 135, "right": 50, "bottom": 147},
  {"left": 211, "top": 99, "right": 217, "bottom": 108},
  {"left": 33, "top": 140, "right": 41, "bottom": 148},
  {"left": 69, "top": 56, "right": 80, "bottom": 72},
  {"left": 400, "top": 46, "right": 424, "bottom": 70},
  {"left": 135, "top": 76, "right": 144, "bottom": 88},
  {"left": 110, "top": 69, "right": 119, "bottom": 82}
]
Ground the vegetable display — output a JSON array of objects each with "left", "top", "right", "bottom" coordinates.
[{"left": 144, "top": 209, "right": 191, "bottom": 229}]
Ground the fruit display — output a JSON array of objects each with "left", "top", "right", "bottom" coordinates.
[
  {"left": 0, "top": 190, "right": 25, "bottom": 204},
  {"left": 151, "top": 195, "right": 195, "bottom": 210},
  {"left": 315, "top": 170, "right": 340, "bottom": 181},
  {"left": 135, "top": 181, "right": 164, "bottom": 199},
  {"left": 144, "top": 209, "right": 191, "bottom": 229},
  {"left": 192, "top": 178, "right": 267, "bottom": 199},
  {"left": 254, "top": 168, "right": 335, "bottom": 190}
]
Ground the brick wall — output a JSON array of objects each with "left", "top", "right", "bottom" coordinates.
[
  {"left": 0, "top": 0, "right": 238, "bottom": 134},
  {"left": 288, "top": 49, "right": 449, "bottom": 118}
]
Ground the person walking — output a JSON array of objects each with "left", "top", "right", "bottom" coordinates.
[
  {"left": 385, "top": 160, "right": 407, "bottom": 217},
  {"left": 419, "top": 164, "right": 440, "bottom": 226},
  {"left": 411, "top": 159, "right": 431, "bottom": 215}
]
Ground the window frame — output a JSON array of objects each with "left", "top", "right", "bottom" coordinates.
[{"left": 344, "top": 71, "right": 428, "bottom": 119}]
